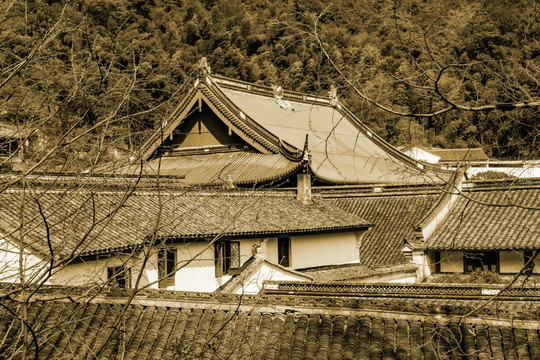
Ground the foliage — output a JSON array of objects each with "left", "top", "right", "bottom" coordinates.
[
  {"left": 430, "top": 269, "right": 504, "bottom": 284},
  {"left": 469, "top": 170, "right": 517, "bottom": 180}
]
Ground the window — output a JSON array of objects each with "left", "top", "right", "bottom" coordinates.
[
  {"left": 215, "top": 241, "right": 240, "bottom": 276},
  {"left": 107, "top": 265, "right": 130, "bottom": 288},
  {"left": 158, "top": 248, "right": 177, "bottom": 288},
  {"left": 464, "top": 251, "right": 498, "bottom": 273},
  {"left": 434, "top": 251, "right": 441, "bottom": 273},
  {"left": 524, "top": 250, "right": 533, "bottom": 264},
  {"left": 524, "top": 250, "right": 535, "bottom": 274},
  {"left": 278, "top": 237, "right": 291, "bottom": 267},
  {"left": 0, "top": 141, "right": 16, "bottom": 157}
]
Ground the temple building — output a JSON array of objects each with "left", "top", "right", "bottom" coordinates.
[{"left": 110, "top": 62, "right": 448, "bottom": 187}]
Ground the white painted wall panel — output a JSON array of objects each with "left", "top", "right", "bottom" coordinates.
[
  {"left": 290, "top": 232, "right": 358, "bottom": 269},
  {"left": 439, "top": 251, "right": 463, "bottom": 273}
]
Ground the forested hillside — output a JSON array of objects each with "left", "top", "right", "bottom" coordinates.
[{"left": 1, "top": 0, "right": 538, "bottom": 170}]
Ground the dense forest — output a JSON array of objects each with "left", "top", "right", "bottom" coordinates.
[{"left": 0, "top": 0, "right": 538, "bottom": 170}]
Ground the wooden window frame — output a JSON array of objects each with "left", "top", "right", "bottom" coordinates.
[
  {"left": 107, "top": 265, "right": 131, "bottom": 288},
  {"left": 524, "top": 250, "right": 535, "bottom": 274},
  {"left": 277, "top": 236, "right": 291, "bottom": 267},
  {"left": 215, "top": 241, "right": 241, "bottom": 276},
  {"left": 158, "top": 247, "right": 177, "bottom": 288},
  {"left": 433, "top": 251, "right": 441, "bottom": 273}
]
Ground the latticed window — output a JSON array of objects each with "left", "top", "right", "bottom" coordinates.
[
  {"left": 107, "top": 265, "right": 130, "bottom": 288},
  {"left": 158, "top": 248, "right": 177, "bottom": 288},
  {"left": 215, "top": 241, "right": 241, "bottom": 276},
  {"left": 0, "top": 140, "right": 17, "bottom": 157}
]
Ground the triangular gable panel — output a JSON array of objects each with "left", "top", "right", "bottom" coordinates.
[
  {"left": 141, "top": 82, "right": 283, "bottom": 161},
  {"left": 153, "top": 102, "right": 255, "bottom": 157},
  {"left": 113, "top": 81, "right": 305, "bottom": 184}
]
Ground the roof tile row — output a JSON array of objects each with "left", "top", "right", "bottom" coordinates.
[
  {"left": 427, "top": 187, "right": 540, "bottom": 250},
  {"left": 330, "top": 193, "right": 439, "bottom": 266},
  {"left": 1, "top": 299, "right": 538, "bottom": 360},
  {"left": 118, "top": 152, "right": 301, "bottom": 185},
  {"left": 0, "top": 187, "right": 369, "bottom": 258}
]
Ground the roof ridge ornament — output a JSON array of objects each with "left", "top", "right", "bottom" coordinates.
[
  {"left": 301, "top": 134, "right": 311, "bottom": 170},
  {"left": 328, "top": 84, "right": 339, "bottom": 106},
  {"left": 198, "top": 57, "right": 212, "bottom": 76},
  {"left": 272, "top": 84, "right": 294, "bottom": 111}
]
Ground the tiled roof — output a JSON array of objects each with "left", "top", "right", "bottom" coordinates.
[
  {"left": 116, "top": 152, "right": 301, "bottom": 185},
  {"left": 329, "top": 193, "right": 439, "bottom": 266},
  {"left": 1, "top": 298, "right": 539, "bottom": 360},
  {"left": 427, "top": 147, "right": 490, "bottom": 162},
  {"left": 217, "top": 81, "right": 443, "bottom": 184},
  {"left": 301, "top": 263, "right": 417, "bottom": 282},
  {"left": 427, "top": 184, "right": 540, "bottom": 250},
  {"left": 0, "top": 186, "right": 370, "bottom": 258}
]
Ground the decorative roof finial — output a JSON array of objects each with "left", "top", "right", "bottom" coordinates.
[
  {"left": 198, "top": 57, "right": 211, "bottom": 76},
  {"left": 272, "top": 84, "right": 294, "bottom": 111},
  {"left": 223, "top": 173, "right": 235, "bottom": 190},
  {"left": 301, "top": 134, "right": 311, "bottom": 169},
  {"left": 272, "top": 85, "right": 284, "bottom": 100},
  {"left": 328, "top": 83, "right": 339, "bottom": 106}
]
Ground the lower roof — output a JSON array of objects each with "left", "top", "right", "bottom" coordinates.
[
  {"left": 329, "top": 192, "right": 440, "bottom": 266},
  {"left": 1, "top": 297, "right": 538, "bottom": 360},
  {"left": 0, "top": 185, "right": 369, "bottom": 258},
  {"left": 116, "top": 151, "right": 302, "bottom": 186},
  {"left": 426, "top": 184, "right": 540, "bottom": 250}
]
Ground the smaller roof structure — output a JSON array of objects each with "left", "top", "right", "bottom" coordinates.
[
  {"left": 425, "top": 180, "right": 540, "bottom": 250},
  {"left": 326, "top": 186, "right": 441, "bottom": 266},
  {"left": 299, "top": 262, "right": 418, "bottom": 283},
  {"left": 427, "top": 147, "right": 490, "bottom": 163},
  {"left": 401, "top": 146, "right": 441, "bottom": 164},
  {"left": 217, "top": 254, "right": 313, "bottom": 294}
]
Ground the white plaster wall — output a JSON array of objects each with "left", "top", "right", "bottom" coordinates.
[
  {"left": 290, "top": 232, "right": 358, "bottom": 269},
  {"left": 174, "top": 242, "right": 217, "bottom": 292},
  {"left": 499, "top": 251, "right": 540, "bottom": 274},
  {"left": 0, "top": 239, "right": 47, "bottom": 283},
  {"left": 239, "top": 239, "right": 260, "bottom": 265},
  {"left": 499, "top": 251, "right": 525, "bottom": 274},
  {"left": 412, "top": 251, "right": 431, "bottom": 280},
  {"left": 467, "top": 166, "right": 540, "bottom": 179},
  {"left": 439, "top": 251, "right": 463, "bottom": 273},
  {"left": 266, "top": 237, "right": 278, "bottom": 263},
  {"left": 233, "top": 262, "right": 310, "bottom": 295},
  {"left": 50, "top": 240, "right": 258, "bottom": 293},
  {"left": 49, "top": 234, "right": 358, "bottom": 292},
  {"left": 51, "top": 254, "right": 148, "bottom": 287}
]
